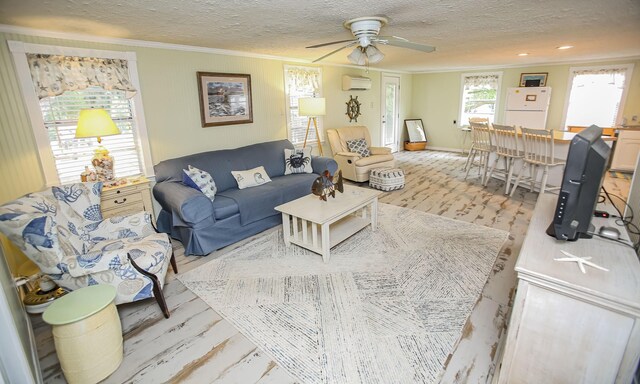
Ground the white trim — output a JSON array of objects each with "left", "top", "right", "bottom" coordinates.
[
  {"left": 457, "top": 71, "right": 503, "bottom": 128},
  {"left": 560, "top": 63, "right": 635, "bottom": 128},
  {"left": 7, "top": 40, "right": 155, "bottom": 186},
  {"left": 425, "top": 146, "right": 463, "bottom": 153},
  {"left": 413, "top": 56, "right": 640, "bottom": 74},
  {"left": 0, "top": 24, "right": 410, "bottom": 74}
]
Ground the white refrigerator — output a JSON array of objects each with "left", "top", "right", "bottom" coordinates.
[{"left": 504, "top": 87, "right": 552, "bottom": 129}]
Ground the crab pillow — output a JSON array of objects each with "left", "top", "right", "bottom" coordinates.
[{"left": 284, "top": 147, "right": 313, "bottom": 175}]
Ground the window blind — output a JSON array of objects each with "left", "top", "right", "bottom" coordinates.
[
  {"left": 39, "top": 87, "right": 143, "bottom": 184},
  {"left": 284, "top": 66, "right": 323, "bottom": 145}
]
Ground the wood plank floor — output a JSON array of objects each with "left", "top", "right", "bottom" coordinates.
[{"left": 31, "top": 150, "right": 631, "bottom": 383}]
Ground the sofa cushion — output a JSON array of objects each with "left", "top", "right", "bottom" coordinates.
[
  {"left": 211, "top": 195, "right": 239, "bottom": 220},
  {"left": 347, "top": 138, "right": 371, "bottom": 157},
  {"left": 218, "top": 173, "right": 316, "bottom": 225},
  {"left": 284, "top": 147, "right": 313, "bottom": 175},
  {"left": 232, "top": 166, "right": 272, "bottom": 189},
  {"left": 355, "top": 154, "right": 395, "bottom": 166}
]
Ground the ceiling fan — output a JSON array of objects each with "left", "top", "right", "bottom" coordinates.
[{"left": 307, "top": 16, "right": 436, "bottom": 65}]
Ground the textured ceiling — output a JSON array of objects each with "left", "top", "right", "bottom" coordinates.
[{"left": 1, "top": 0, "right": 639, "bottom": 72}]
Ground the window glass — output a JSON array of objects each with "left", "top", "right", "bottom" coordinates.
[
  {"left": 565, "top": 67, "right": 630, "bottom": 127},
  {"left": 460, "top": 73, "right": 501, "bottom": 126},
  {"left": 39, "top": 87, "right": 142, "bottom": 183}
]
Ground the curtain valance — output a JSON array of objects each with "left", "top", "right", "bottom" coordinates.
[
  {"left": 27, "top": 54, "right": 137, "bottom": 99},
  {"left": 286, "top": 67, "right": 321, "bottom": 94},
  {"left": 464, "top": 74, "right": 499, "bottom": 88}
]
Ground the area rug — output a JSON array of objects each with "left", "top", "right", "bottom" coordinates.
[{"left": 178, "top": 203, "right": 508, "bottom": 383}]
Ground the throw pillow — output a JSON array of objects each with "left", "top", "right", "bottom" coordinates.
[
  {"left": 284, "top": 147, "right": 313, "bottom": 175},
  {"left": 346, "top": 137, "right": 371, "bottom": 157},
  {"left": 231, "top": 166, "right": 272, "bottom": 189},
  {"left": 183, "top": 165, "right": 217, "bottom": 201}
]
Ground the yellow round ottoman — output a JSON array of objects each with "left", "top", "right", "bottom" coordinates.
[{"left": 43, "top": 285, "right": 123, "bottom": 384}]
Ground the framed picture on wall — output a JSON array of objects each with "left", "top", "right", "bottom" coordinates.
[
  {"left": 519, "top": 72, "right": 548, "bottom": 87},
  {"left": 197, "top": 72, "right": 253, "bottom": 127}
]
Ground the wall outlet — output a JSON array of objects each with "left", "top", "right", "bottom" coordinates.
[
  {"left": 632, "top": 115, "right": 638, "bottom": 122},
  {"left": 453, "top": 120, "right": 457, "bottom": 125}
]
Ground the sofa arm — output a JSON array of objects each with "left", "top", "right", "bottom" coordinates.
[
  {"left": 369, "top": 146, "right": 392, "bottom": 155},
  {"left": 311, "top": 156, "right": 338, "bottom": 175},
  {"left": 153, "top": 181, "right": 214, "bottom": 226}
]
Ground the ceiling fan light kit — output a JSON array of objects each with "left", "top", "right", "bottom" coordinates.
[{"left": 308, "top": 16, "right": 435, "bottom": 65}]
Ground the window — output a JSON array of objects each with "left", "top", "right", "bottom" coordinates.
[
  {"left": 8, "top": 41, "right": 153, "bottom": 186},
  {"left": 563, "top": 64, "right": 634, "bottom": 128},
  {"left": 40, "top": 87, "right": 142, "bottom": 184},
  {"left": 284, "top": 66, "right": 323, "bottom": 145},
  {"left": 459, "top": 72, "right": 502, "bottom": 126}
]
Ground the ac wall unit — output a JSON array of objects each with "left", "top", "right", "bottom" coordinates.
[{"left": 342, "top": 75, "right": 371, "bottom": 90}]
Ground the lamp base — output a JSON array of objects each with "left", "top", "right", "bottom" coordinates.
[
  {"left": 91, "top": 146, "right": 115, "bottom": 181},
  {"left": 302, "top": 117, "right": 324, "bottom": 156}
]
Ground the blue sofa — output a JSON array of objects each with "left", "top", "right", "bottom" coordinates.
[{"left": 153, "top": 139, "right": 338, "bottom": 255}]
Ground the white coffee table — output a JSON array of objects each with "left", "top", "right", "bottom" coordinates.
[{"left": 275, "top": 185, "right": 380, "bottom": 263}]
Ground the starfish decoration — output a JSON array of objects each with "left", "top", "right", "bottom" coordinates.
[{"left": 554, "top": 250, "right": 609, "bottom": 274}]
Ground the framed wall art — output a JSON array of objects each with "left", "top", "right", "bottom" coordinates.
[
  {"left": 519, "top": 72, "right": 548, "bottom": 87},
  {"left": 197, "top": 72, "right": 253, "bottom": 127}
]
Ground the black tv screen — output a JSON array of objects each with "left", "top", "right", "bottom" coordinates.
[{"left": 546, "top": 125, "right": 611, "bottom": 241}]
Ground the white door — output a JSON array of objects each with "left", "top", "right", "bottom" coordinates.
[{"left": 381, "top": 75, "right": 400, "bottom": 152}]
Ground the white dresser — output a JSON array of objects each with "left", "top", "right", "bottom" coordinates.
[
  {"left": 100, "top": 177, "right": 154, "bottom": 219},
  {"left": 498, "top": 193, "right": 640, "bottom": 383}
]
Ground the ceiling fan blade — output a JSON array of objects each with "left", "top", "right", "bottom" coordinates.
[
  {"left": 306, "top": 39, "right": 356, "bottom": 49},
  {"left": 375, "top": 36, "right": 436, "bottom": 53},
  {"left": 312, "top": 42, "right": 358, "bottom": 63}
]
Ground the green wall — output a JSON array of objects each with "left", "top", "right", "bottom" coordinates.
[
  {"left": 0, "top": 31, "right": 411, "bottom": 203},
  {"left": 412, "top": 60, "right": 640, "bottom": 150}
]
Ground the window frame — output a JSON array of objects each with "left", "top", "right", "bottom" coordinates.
[
  {"left": 283, "top": 65, "right": 324, "bottom": 146},
  {"left": 560, "top": 63, "right": 634, "bottom": 128},
  {"left": 458, "top": 71, "right": 503, "bottom": 127},
  {"left": 8, "top": 41, "right": 154, "bottom": 186}
]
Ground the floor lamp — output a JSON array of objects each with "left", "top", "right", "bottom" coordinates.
[{"left": 299, "top": 97, "right": 326, "bottom": 156}]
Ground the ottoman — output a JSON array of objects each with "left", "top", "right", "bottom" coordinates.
[{"left": 369, "top": 168, "right": 405, "bottom": 191}]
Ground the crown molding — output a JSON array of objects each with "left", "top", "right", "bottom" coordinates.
[
  {"left": 0, "top": 24, "right": 410, "bottom": 74},
  {"left": 413, "top": 55, "right": 640, "bottom": 74}
]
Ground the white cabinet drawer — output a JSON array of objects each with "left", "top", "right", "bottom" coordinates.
[{"left": 101, "top": 192, "right": 143, "bottom": 210}]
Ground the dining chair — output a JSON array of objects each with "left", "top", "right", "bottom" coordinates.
[
  {"left": 485, "top": 124, "right": 523, "bottom": 194},
  {"left": 509, "top": 128, "right": 566, "bottom": 196},
  {"left": 463, "top": 117, "right": 490, "bottom": 170},
  {"left": 464, "top": 120, "right": 493, "bottom": 185}
]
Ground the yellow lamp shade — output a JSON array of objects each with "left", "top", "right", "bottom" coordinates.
[
  {"left": 75, "top": 109, "right": 120, "bottom": 142},
  {"left": 298, "top": 98, "right": 326, "bottom": 117}
]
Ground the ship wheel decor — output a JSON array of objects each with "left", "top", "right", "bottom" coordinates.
[{"left": 346, "top": 95, "right": 362, "bottom": 122}]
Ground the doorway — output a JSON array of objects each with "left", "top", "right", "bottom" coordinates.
[{"left": 381, "top": 75, "right": 400, "bottom": 152}]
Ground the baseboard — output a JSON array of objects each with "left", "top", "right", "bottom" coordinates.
[{"left": 424, "top": 146, "right": 464, "bottom": 153}]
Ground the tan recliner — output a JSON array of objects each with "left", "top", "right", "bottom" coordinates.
[{"left": 326, "top": 126, "right": 395, "bottom": 182}]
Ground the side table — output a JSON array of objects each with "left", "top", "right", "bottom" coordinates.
[
  {"left": 101, "top": 177, "right": 154, "bottom": 219},
  {"left": 42, "top": 285, "right": 123, "bottom": 384}
]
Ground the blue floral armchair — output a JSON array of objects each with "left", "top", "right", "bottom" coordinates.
[{"left": 0, "top": 182, "right": 177, "bottom": 318}]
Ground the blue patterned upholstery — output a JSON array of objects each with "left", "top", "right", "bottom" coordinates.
[{"left": 0, "top": 182, "right": 174, "bottom": 307}]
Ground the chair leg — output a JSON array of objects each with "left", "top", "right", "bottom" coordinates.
[
  {"left": 540, "top": 165, "right": 550, "bottom": 195},
  {"left": 464, "top": 145, "right": 475, "bottom": 171},
  {"left": 128, "top": 253, "right": 171, "bottom": 319},
  {"left": 464, "top": 149, "right": 476, "bottom": 180},
  {"left": 510, "top": 162, "right": 528, "bottom": 197},
  {"left": 485, "top": 155, "right": 500, "bottom": 186},
  {"left": 481, "top": 151, "right": 491, "bottom": 185},
  {"left": 505, "top": 158, "right": 515, "bottom": 195},
  {"left": 530, "top": 165, "right": 538, "bottom": 192}
]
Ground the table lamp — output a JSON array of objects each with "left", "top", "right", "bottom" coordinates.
[
  {"left": 75, "top": 108, "right": 120, "bottom": 181},
  {"left": 298, "top": 97, "right": 326, "bottom": 156}
]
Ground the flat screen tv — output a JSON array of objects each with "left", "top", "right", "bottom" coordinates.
[{"left": 546, "top": 125, "right": 611, "bottom": 241}]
